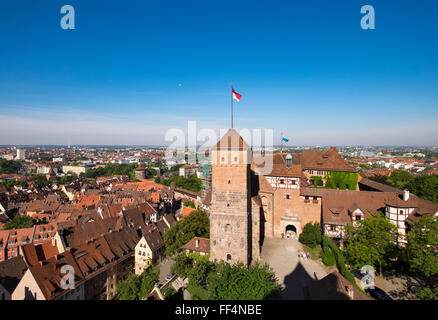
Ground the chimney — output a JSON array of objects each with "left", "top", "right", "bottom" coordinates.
[
  {"left": 403, "top": 189, "right": 410, "bottom": 201},
  {"left": 195, "top": 239, "right": 199, "bottom": 248},
  {"left": 345, "top": 285, "right": 354, "bottom": 299}
]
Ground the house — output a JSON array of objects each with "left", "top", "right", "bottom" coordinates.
[
  {"left": 0, "top": 223, "right": 58, "bottom": 262},
  {"left": 134, "top": 224, "right": 165, "bottom": 275},
  {"left": 12, "top": 249, "right": 85, "bottom": 300},
  {"left": 182, "top": 237, "right": 210, "bottom": 255},
  {"left": 179, "top": 165, "right": 198, "bottom": 178},
  {"left": 0, "top": 256, "right": 27, "bottom": 300},
  {"left": 12, "top": 227, "right": 140, "bottom": 300}
]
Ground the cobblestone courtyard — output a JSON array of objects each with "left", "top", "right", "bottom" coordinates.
[{"left": 260, "top": 237, "right": 329, "bottom": 299}]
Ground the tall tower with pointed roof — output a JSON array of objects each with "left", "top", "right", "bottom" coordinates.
[{"left": 209, "top": 129, "right": 256, "bottom": 264}]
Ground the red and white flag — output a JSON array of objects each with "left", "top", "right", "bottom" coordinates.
[{"left": 232, "top": 88, "right": 242, "bottom": 102}]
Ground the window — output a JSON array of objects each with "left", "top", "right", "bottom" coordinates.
[
  {"left": 225, "top": 224, "right": 231, "bottom": 232},
  {"left": 279, "top": 179, "right": 285, "bottom": 184},
  {"left": 305, "top": 196, "right": 309, "bottom": 200},
  {"left": 226, "top": 254, "right": 232, "bottom": 261},
  {"left": 291, "top": 180, "right": 296, "bottom": 185},
  {"left": 400, "top": 210, "right": 404, "bottom": 214},
  {"left": 313, "top": 197, "right": 317, "bottom": 201},
  {"left": 234, "top": 157, "right": 238, "bottom": 162},
  {"left": 221, "top": 157, "right": 225, "bottom": 162},
  {"left": 356, "top": 215, "right": 361, "bottom": 221},
  {"left": 228, "top": 179, "right": 231, "bottom": 184},
  {"left": 285, "top": 194, "right": 290, "bottom": 199}
]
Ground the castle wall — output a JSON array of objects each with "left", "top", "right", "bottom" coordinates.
[{"left": 272, "top": 188, "right": 321, "bottom": 237}]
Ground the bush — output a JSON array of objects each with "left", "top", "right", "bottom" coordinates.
[
  {"left": 321, "top": 235, "right": 357, "bottom": 287},
  {"left": 321, "top": 247, "right": 335, "bottom": 266},
  {"left": 299, "top": 222, "right": 322, "bottom": 248}
]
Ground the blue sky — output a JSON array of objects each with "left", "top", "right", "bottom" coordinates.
[{"left": 0, "top": 0, "right": 437, "bottom": 146}]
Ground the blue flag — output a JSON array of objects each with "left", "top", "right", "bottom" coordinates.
[{"left": 282, "top": 136, "right": 289, "bottom": 142}]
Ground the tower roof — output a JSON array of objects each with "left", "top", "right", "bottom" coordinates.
[{"left": 211, "top": 129, "right": 250, "bottom": 151}]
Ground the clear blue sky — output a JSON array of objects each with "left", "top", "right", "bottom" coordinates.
[{"left": 0, "top": 0, "right": 437, "bottom": 146}]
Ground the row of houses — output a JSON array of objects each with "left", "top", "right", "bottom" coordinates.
[{"left": 0, "top": 203, "right": 180, "bottom": 300}]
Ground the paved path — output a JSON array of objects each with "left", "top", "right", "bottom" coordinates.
[
  {"left": 158, "top": 257, "right": 173, "bottom": 284},
  {"left": 260, "top": 237, "right": 328, "bottom": 299}
]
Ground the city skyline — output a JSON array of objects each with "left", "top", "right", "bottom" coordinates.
[{"left": 1, "top": 0, "right": 438, "bottom": 145}]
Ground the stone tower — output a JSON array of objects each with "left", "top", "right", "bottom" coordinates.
[{"left": 209, "top": 129, "right": 257, "bottom": 265}]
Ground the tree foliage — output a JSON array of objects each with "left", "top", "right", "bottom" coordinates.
[
  {"left": 173, "top": 253, "right": 281, "bottom": 300},
  {"left": 164, "top": 210, "right": 209, "bottom": 256},
  {"left": 386, "top": 170, "right": 415, "bottom": 190},
  {"left": 206, "top": 261, "right": 281, "bottom": 300},
  {"left": 406, "top": 216, "right": 438, "bottom": 277},
  {"left": 157, "top": 175, "right": 202, "bottom": 192},
  {"left": 112, "top": 266, "right": 159, "bottom": 300},
  {"left": 406, "top": 175, "right": 438, "bottom": 204},
  {"left": 0, "top": 159, "right": 22, "bottom": 174},
  {"left": 343, "top": 212, "right": 399, "bottom": 273},
  {"left": 0, "top": 179, "right": 27, "bottom": 189},
  {"left": 3, "top": 215, "right": 35, "bottom": 230},
  {"left": 371, "top": 171, "right": 438, "bottom": 204},
  {"left": 85, "top": 163, "right": 137, "bottom": 180},
  {"left": 418, "top": 286, "right": 438, "bottom": 300},
  {"left": 298, "top": 222, "right": 322, "bottom": 248},
  {"left": 29, "top": 175, "right": 51, "bottom": 188},
  {"left": 183, "top": 200, "right": 196, "bottom": 208}
]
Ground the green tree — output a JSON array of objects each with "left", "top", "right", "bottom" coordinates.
[
  {"left": 3, "top": 215, "right": 35, "bottom": 230},
  {"left": 407, "top": 175, "right": 438, "bottom": 204},
  {"left": 159, "top": 175, "right": 202, "bottom": 192},
  {"left": 171, "top": 253, "right": 193, "bottom": 278},
  {"left": 164, "top": 210, "right": 209, "bottom": 256},
  {"left": 112, "top": 266, "right": 159, "bottom": 300},
  {"left": 206, "top": 261, "right": 281, "bottom": 300},
  {"left": 85, "top": 163, "right": 137, "bottom": 180},
  {"left": 298, "top": 222, "right": 322, "bottom": 248},
  {"left": 386, "top": 170, "right": 414, "bottom": 190},
  {"left": 418, "top": 286, "right": 438, "bottom": 300},
  {"left": 343, "top": 212, "right": 399, "bottom": 274},
  {"left": 30, "top": 175, "right": 51, "bottom": 188},
  {"left": 0, "top": 159, "right": 23, "bottom": 174},
  {"left": 406, "top": 216, "right": 438, "bottom": 277},
  {"left": 183, "top": 200, "right": 196, "bottom": 208}
]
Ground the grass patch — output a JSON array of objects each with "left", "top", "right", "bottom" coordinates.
[{"left": 303, "top": 244, "right": 322, "bottom": 260}]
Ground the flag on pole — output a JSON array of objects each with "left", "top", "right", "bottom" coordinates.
[
  {"left": 232, "top": 88, "right": 242, "bottom": 102},
  {"left": 282, "top": 136, "right": 289, "bottom": 142}
]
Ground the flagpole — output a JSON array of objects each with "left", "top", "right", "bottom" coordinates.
[
  {"left": 281, "top": 132, "right": 283, "bottom": 154},
  {"left": 231, "top": 85, "right": 234, "bottom": 128}
]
